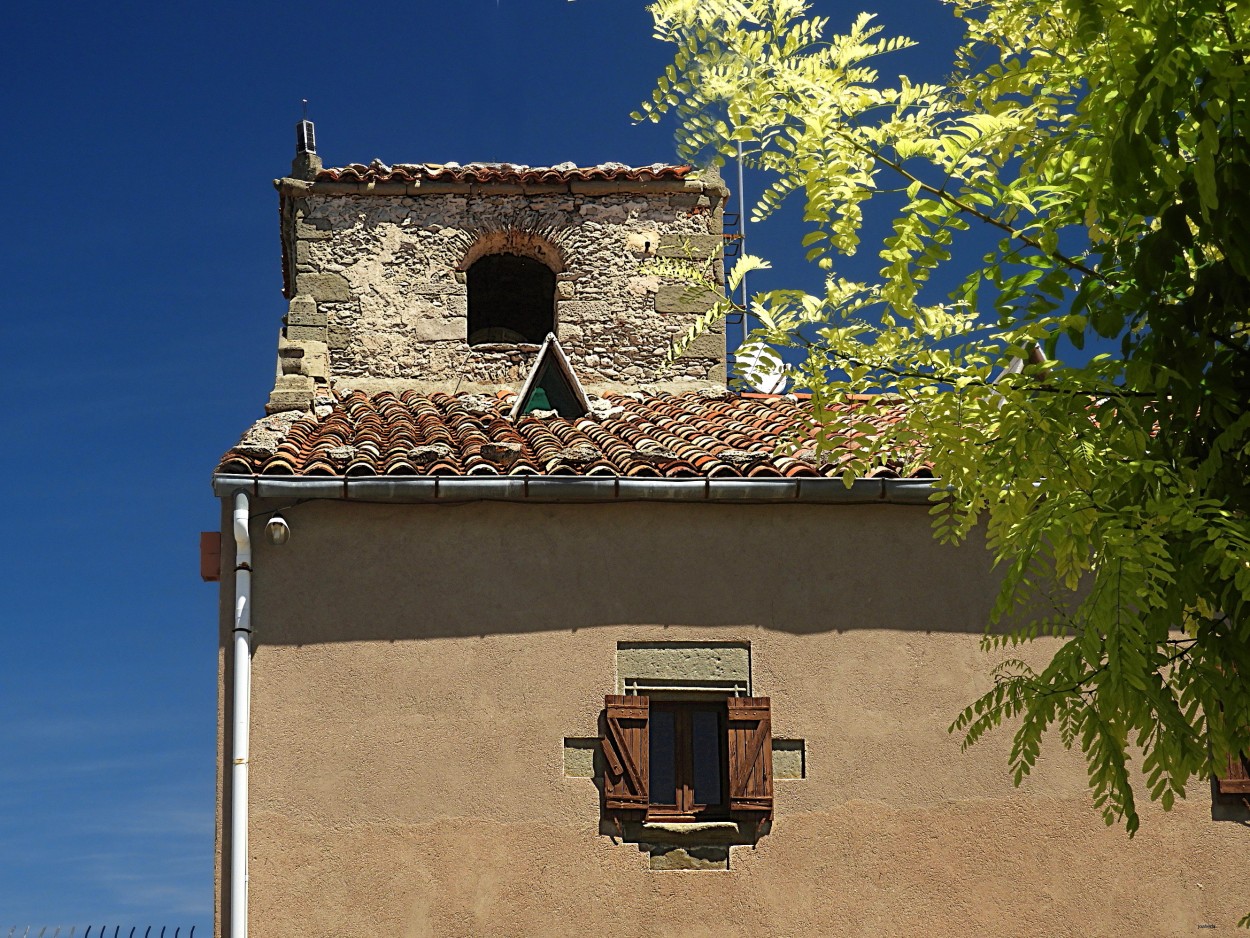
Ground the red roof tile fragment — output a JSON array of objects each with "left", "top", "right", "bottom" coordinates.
[
  {"left": 314, "top": 161, "right": 693, "bottom": 185},
  {"left": 217, "top": 390, "right": 926, "bottom": 480}
]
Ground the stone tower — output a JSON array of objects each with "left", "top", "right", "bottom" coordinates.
[{"left": 266, "top": 121, "right": 730, "bottom": 413}]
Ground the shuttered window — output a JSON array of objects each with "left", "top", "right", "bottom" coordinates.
[
  {"left": 727, "top": 697, "right": 774, "bottom": 818},
  {"left": 603, "top": 695, "right": 649, "bottom": 811},
  {"left": 601, "top": 694, "right": 773, "bottom": 822},
  {"left": 1216, "top": 751, "right": 1250, "bottom": 796}
]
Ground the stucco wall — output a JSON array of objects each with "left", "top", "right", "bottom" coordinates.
[{"left": 216, "top": 500, "right": 1249, "bottom": 937}]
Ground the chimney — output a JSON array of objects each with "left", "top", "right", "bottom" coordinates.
[{"left": 291, "top": 112, "right": 322, "bottom": 180}]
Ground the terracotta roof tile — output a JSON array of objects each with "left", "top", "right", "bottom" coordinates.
[
  {"left": 315, "top": 161, "right": 692, "bottom": 185},
  {"left": 216, "top": 390, "right": 930, "bottom": 480}
]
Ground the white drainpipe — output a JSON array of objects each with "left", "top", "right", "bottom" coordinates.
[{"left": 230, "top": 492, "right": 252, "bottom": 938}]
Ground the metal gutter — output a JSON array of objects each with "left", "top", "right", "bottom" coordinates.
[{"left": 212, "top": 474, "right": 938, "bottom": 504}]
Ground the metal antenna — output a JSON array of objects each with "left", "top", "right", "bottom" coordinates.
[
  {"left": 736, "top": 138, "right": 749, "bottom": 380},
  {"left": 737, "top": 138, "right": 747, "bottom": 313},
  {"left": 302, "top": 99, "right": 308, "bottom": 120}
]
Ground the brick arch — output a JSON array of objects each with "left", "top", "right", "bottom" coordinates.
[
  {"left": 462, "top": 229, "right": 566, "bottom": 347},
  {"left": 457, "top": 228, "right": 567, "bottom": 274}
]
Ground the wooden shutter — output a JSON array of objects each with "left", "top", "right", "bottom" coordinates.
[
  {"left": 727, "top": 696, "right": 773, "bottom": 818},
  {"left": 602, "top": 695, "right": 649, "bottom": 811},
  {"left": 1216, "top": 751, "right": 1250, "bottom": 795}
]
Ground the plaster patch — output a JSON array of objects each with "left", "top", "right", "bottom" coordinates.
[
  {"left": 562, "top": 738, "right": 598, "bottom": 778},
  {"left": 773, "top": 739, "right": 806, "bottom": 779}
]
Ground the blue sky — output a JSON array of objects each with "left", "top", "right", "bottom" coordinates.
[{"left": 1, "top": 1, "right": 966, "bottom": 929}]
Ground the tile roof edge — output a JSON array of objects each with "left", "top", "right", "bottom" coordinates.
[
  {"left": 212, "top": 474, "right": 938, "bottom": 505},
  {"left": 274, "top": 170, "right": 717, "bottom": 198}
]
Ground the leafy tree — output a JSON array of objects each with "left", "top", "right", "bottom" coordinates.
[{"left": 639, "top": 0, "right": 1250, "bottom": 846}]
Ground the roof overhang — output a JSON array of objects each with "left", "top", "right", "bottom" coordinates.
[{"left": 211, "top": 474, "right": 938, "bottom": 505}]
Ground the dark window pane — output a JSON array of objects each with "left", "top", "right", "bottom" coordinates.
[
  {"left": 692, "top": 709, "right": 723, "bottom": 806},
  {"left": 649, "top": 709, "right": 677, "bottom": 805}
]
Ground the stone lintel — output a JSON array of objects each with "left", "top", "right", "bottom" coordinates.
[
  {"left": 617, "top": 642, "right": 750, "bottom": 687},
  {"left": 521, "top": 183, "right": 575, "bottom": 195}
]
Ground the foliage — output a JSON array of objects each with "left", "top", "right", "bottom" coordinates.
[{"left": 639, "top": 0, "right": 1250, "bottom": 851}]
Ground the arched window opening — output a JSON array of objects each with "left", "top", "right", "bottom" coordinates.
[{"left": 467, "top": 253, "right": 556, "bottom": 346}]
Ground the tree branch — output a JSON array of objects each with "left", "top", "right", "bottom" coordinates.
[{"left": 838, "top": 132, "right": 1106, "bottom": 282}]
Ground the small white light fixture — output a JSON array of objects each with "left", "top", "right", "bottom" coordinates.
[{"left": 266, "top": 514, "right": 291, "bottom": 546}]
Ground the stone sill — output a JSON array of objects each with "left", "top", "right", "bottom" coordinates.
[
  {"left": 469, "top": 343, "right": 541, "bottom": 354},
  {"left": 619, "top": 818, "right": 765, "bottom": 847}
]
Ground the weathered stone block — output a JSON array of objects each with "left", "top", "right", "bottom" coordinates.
[
  {"left": 556, "top": 300, "right": 617, "bottom": 323},
  {"left": 557, "top": 281, "right": 575, "bottom": 300},
  {"left": 409, "top": 280, "right": 464, "bottom": 296},
  {"left": 286, "top": 302, "right": 327, "bottom": 327},
  {"left": 410, "top": 316, "right": 466, "bottom": 342},
  {"left": 296, "top": 272, "right": 353, "bottom": 302},
  {"left": 520, "top": 182, "right": 573, "bottom": 195},
  {"left": 773, "top": 740, "right": 806, "bottom": 779},
  {"left": 562, "top": 739, "right": 598, "bottom": 778},
  {"left": 626, "top": 231, "right": 659, "bottom": 256},
  {"left": 295, "top": 240, "right": 317, "bottom": 265},
  {"left": 628, "top": 275, "right": 661, "bottom": 296},
  {"left": 295, "top": 222, "right": 332, "bottom": 241},
  {"left": 657, "top": 233, "right": 724, "bottom": 260},
  {"left": 678, "top": 329, "right": 726, "bottom": 361},
  {"left": 648, "top": 846, "right": 729, "bottom": 871},
  {"left": 266, "top": 389, "right": 314, "bottom": 414},
  {"left": 617, "top": 642, "right": 749, "bottom": 687},
  {"left": 274, "top": 372, "right": 314, "bottom": 390},
  {"left": 412, "top": 181, "right": 472, "bottom": 194},
  {"left": 655, "top": 284, "right": 722, "bottom": 314},
  {"left": 285, "top": 323, "right": 327, "bottom": 342},
  {"left": 568, "top": 180, "right": 627, "bottom": 195},
  {"left": 327, "top": 326, "right": 351, "bottom": 350}
]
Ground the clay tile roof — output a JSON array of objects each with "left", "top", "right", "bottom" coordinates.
[
  {"left": 217, "top": 390, "right": 930, "bottom": 480},
  {"left": 314, "top": 160, "right": 693, "bottom": 185}
]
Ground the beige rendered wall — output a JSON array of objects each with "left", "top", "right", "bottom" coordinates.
[{"left": 216, "top": 500, "right": 1249, "bottom": 938}]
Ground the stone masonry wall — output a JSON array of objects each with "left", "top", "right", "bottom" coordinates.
[{"left": 268, "top": 174, "right": 729, "bottom": 411}]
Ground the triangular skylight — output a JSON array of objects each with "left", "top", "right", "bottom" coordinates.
[{"left": 510, "top": 333, "right": 591, "bottom": 420}]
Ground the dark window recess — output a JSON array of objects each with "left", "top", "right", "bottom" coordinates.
[
  {"left": 602, "top": 695, "right": 773, "bottom": 823},
  {"left": 467, "top": 253, "right": 555, "bottom": 345},
  {"left": 647, "top": 701, "right": 727, "bottom": 820}
]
